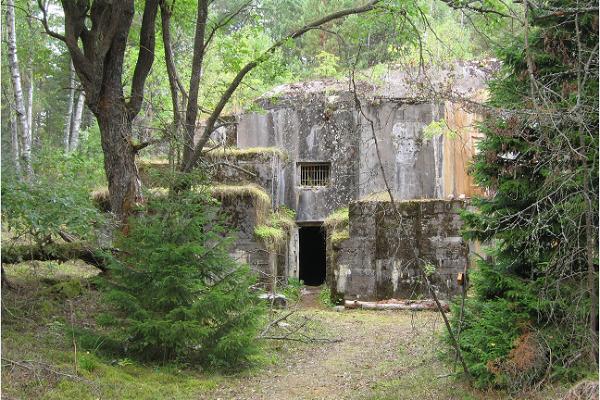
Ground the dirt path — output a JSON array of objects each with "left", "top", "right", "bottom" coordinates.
[{"left": 206, "top": 308, "right": 450, "bottom": 400}]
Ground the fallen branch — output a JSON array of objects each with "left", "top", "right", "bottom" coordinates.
[
  {"left": 260, "top": 336, "right": 343, "bottom": 343},
  {"left": 2, "top": 358, "right": 87, "bottom": 382},
  {"left": 1, "top": 242, "right": 110, "bottom": 271},
  {"left": 344, "top": 299, "right": 449, "bottom": 312},
  {"left": 258, "top": 311, "right": 342, "bottom": 344}
]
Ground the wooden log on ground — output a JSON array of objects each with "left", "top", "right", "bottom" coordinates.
[
  {"left": 1, "top": 242, "right": 109, "bottom": 271},
  {"left": 344, "top": 299, "right": 449, "bottom": 312}
]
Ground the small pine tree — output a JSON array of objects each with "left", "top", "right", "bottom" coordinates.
[
  {"left": 451, "top": 0, "right": 598, "bottom": 388},
  {"left": 100, "top": 185, "right": 265, "bottom": 368}
]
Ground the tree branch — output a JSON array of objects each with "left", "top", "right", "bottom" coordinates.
[
  {"left": 127, "top": 0, "right": 160, "bottom": 120},
  {"left": 182, "top": 0, "right": 382, "bottom": 172}
]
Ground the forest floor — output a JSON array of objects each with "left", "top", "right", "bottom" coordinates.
[{"left": 1, "top": 262, "right": 568, "bottom": 400}]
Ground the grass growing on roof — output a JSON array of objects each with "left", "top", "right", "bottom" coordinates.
[
  {"left": 359, "top": 192, "right": 459, "bottom": 203},
  {"left": 324, "top": 206, "right": 349, "bottom": 245},
  {"left": 254, "top": 207, "right": 296, "bottom": 250},
  {"left": 210, "top": 184, "right": 271, "bottom": 205},
  {"left": 90, "top": 187, "right": 110, "bottom": 211},
  {"left": 206, "top": 147, "right": 288, "bottom": 161},
  {"left": 254, "top": 225, "right": 286, "bottom": 250},
  {"left": 210, "top": 184, "right": 272, "bottom": 225}
]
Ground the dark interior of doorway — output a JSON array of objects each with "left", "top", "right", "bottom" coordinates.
[{"left": 299, "top": 226, "right": 326, "bottom": 286}]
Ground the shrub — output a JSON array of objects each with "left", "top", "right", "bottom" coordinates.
[
  {"left": 99, "top": 187, "right": 265, "bottom": 368},
  {"left": 318, "top": 286, "right": 334, "bottom": 308}
]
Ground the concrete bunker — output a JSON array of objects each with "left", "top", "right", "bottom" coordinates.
[
  {"left": 153, "top": 62, "right": 493, "bottom": 301},
  {"left": 298, "top": 224, "right": 327, "bottom": 286}
]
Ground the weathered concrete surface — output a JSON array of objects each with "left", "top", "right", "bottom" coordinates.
[
  {"left": 328, "top": 199, "right": 469, "bottom": 301},
  {"left": 237, "top": 95, "right": 360, "bottom": 223},
  {"left": 233, "top": 63, "right": 491, "bottom": 223},
  {"left": 357, "top": 101, "right": 444, "bottom": 200},
  {"left": 217, "top": 193, "right": 271, "bottom": 280},
  {"left": 204, "top": 63, "right": 490, "bottom": 298},
  {"left": 216, "top": 191, "right": 297, "bottom": 289},
  {"left": 207, "top": 150, "right": 288, "bottom": 208}
]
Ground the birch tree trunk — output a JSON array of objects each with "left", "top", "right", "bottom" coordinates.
[
  {"left": 10, "top": 102, "right": 21, "bottom": 177},
  {"left": 6, "top": 0, "right": 32, "bottom": 178},
  {"left": 64, "top": 62, "right": 75, "bottom": 152},
  {"left": 69, "top": 90, "right": 85, "bottom": 152},
  {"left": 26, "top": 66, "right": 33, "bottom": 145}
]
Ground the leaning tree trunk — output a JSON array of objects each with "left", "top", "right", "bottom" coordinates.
[
  {"left": 6, "top": 0, "right": 32, "bottom": 178},
  {"left": 41, "top": 0, "right": 159, "bottom": 221}
]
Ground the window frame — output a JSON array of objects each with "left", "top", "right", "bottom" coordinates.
[{"left": 297, "top": 162, "right": 331, "bottom": 187}]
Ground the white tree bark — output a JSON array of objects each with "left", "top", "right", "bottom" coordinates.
[
  {"left": 69, "top": 89, "right": 86, "bottom": 152},
  {"left": 6, "top": 0, "right": 32, "bottom": 178},
  {"left": 64, "top": 62, "right": 75, "bottom": 152},
  {"left": 26, "top": 66, "right": 33, "bottom": 142},
  {"left": 9, "top": 102, "right": 21, "bottom": 177}
]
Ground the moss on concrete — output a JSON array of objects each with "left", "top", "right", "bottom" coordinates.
[
  {"left": 254, "top": 207, "right": 296, "bottom": 251},
  {"left": 324, "top": 207, "right": 349, "bottom": 246}
]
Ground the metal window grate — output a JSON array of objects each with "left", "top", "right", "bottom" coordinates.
[{"left": 300, "top": 163, "right": 330, "bottom": 186}]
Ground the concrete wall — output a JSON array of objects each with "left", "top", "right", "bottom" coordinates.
[
  {"left": 218, "top": 64, "right": 491, "bottom": 298},
  {"left": 357, "top": 101, "right": 444, "bottom": 200},
  {"left": 217, "top": 193, "right": 297, "bottom": 289},
  {"left": 235, "top": 95, "right": 482, "bottom": 223},
  {"left": 236, "top": 94, "right": 360, "bottom": 223},
  {"left": 328, "top": 199, "right": 468, "bottom": 300}
]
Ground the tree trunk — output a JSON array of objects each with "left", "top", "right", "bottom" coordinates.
[
  {"left": 2, "top": 242, "right": 109, "bottom": 271},
  {"left": 64, "top": 62, "right": 75, "bottom": 152},
  {"left": 6, "top": 0, "right": 32, "bottom": 178},
  {"left": 96, "top": 102, "right": 142, "bottom": 220},
  {"left": 69, "top": 90, "right": 85, "bottom": 152},
  {"left": 9, "top": 101, "right": 21, "bottom": 177},
  {"left": 26, "top": 66, "right": 33, "bottom": 145},
  {"left": 46, "top": 0, "right": 158, "bottom": 221},
  {"left": 181, "top": 0, "right": 209, "bottom": 170}
]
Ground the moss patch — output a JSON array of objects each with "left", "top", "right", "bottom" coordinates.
[
  {"left": 254, "top": 207, "right": 296, "bottom": 250},
  {"left": 324, "top": 207, "right": 349, "bottom": 246}
]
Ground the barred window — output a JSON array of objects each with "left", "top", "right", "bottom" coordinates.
[{"left": 299, "top": 163, "right": 330, "bottom": 186}]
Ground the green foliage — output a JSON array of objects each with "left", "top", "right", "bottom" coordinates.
[
  {"left": 282, "top": 277, "right": 303, "bottom": 302},
  {"left": 44, "top": 279, "right": 84, "bottom": 299},
  {"left": 98, "top": 188, "right": 265, "bottom": 368},
  {"left": 423, "top": 263, "right": 436, "bottom": 277},
  {"left": 78, "top": 353, "right": 99, "bottom": 373},
  {"left": 314, "top": 51, "right": 341, "bottom": 77},
  {"left": 319, "top": 286, "right": 338, "bottom": 308},
  {"left": 2, "top": 127, "right": 107, "bottom": 245},
  {"left": 451, "top": 0, "right": 599, "bottom": 388},
  {"left": 423, "top": 119, "right": 457, "bottom": 140}
]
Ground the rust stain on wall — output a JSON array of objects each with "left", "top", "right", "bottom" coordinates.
[{"left": 442, "top": 91, "right": 487, "bottom": 198}]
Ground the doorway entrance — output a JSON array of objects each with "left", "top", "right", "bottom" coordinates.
[{"left": 299, "top": 225, "right": 326, "bottom": 286}]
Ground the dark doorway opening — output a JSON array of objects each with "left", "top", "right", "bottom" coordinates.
[{"left": 299, "top": 226, "right": 326, "bottom": 286}]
